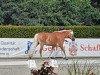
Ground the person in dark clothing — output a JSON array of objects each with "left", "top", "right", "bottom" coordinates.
[
  {"left": 59, "top": 26, "right": 65, "bottom": 30},
  {"left": 39, "top": 64, "right": 48, "bottom": 75}
]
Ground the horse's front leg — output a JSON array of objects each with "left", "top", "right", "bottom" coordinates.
[
  {"left": 60, "top": 45, "right": 68, "bottom": 60},
  {"left": 40, "top": 50, "right": 42, "bottom": 57},
  {"left": 49, "top": 46, "right": 55, "bottom": 59}
]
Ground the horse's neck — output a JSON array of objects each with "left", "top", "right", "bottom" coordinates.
[{"left": 54, "top": 32, "right": 66, "bottom": 40}]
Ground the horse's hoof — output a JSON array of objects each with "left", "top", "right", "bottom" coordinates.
[
  {"left": 65, "top": 57, "right": 68, "bottom": 60},
  {"left": 29, "top": 57, "right": 32, "bottom": 59},
  {"left": 51, "top": 57, "right": 55, "bottom": 59},
  {"left": 47, "top": 57, "right": 51, "bottom": 59},
  {"left": 65, "top": 58, "right": 68, "bottom": 60}
]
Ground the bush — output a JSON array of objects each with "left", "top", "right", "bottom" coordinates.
[
  {"left": 0, "top": 26, "right": 99, "bottom": 38},
  {"left": 58, "top": 60, "right": 98, "bottom": 75}
]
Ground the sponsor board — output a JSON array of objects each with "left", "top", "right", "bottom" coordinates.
[{"left": 0, "top": 38, "right": 99, "bottom": 57}]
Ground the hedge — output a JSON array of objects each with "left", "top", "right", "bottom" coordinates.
[{"left": 0, "top": 26, "right": 99, "bottom": 38}]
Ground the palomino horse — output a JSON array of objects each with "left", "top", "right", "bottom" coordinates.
[{"left": 28, "top": 30, "right": 75, "bottom": 59}]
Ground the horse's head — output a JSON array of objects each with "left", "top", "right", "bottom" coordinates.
[{"left": 61, "top": 30, "right": 75, "bottom": 41}]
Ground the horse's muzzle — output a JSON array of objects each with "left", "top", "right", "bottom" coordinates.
[{"left": 72, "top": 38, "right": 75, "bottom": 41}]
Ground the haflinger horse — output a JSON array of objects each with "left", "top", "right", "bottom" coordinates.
[{"left": 28, "top": 29, "right": 75, "bottom": 59}]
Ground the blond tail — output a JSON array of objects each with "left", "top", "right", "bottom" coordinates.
[{"left": 28, "top": 34, "right": 39, "bottom": 58}]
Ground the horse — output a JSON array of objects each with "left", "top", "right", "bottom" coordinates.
[{"left": 28, "top": 29, "right": 75, "bottom": 59}]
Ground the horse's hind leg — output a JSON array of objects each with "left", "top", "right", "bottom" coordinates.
[
  {"left": 49, "top": 46, "right": 55, "bottom": 59},
  {"left": 39, "top": 44, "right": 44, "bottom": 58},
  {"left": 60, "top": 45, "right": 68, "bottom": 60}
]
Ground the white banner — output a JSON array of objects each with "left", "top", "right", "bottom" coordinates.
[
  {"left": 0, "top": 38, "right": 33, "bottom": 57},
  {"left": 0, "top": 38, "right": 100, "bottom": 58}
]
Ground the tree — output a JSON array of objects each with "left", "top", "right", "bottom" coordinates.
[
  {"left": 0, "top": 7, "right": 3, "bottom": 24},
  {"left": 0, "top": 0, "right": 99, "bottom": 25}
]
